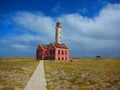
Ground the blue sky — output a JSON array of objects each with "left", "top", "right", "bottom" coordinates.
[{"left": 0, "top": 0, "right": 120, "bottom": 57}]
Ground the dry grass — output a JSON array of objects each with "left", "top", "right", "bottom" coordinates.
[
  {"left": 0, "top": 57, "right": 39, "bottom": 90},
  {"left": 44, "top": 58, "right": 120, "bottom": 90}
]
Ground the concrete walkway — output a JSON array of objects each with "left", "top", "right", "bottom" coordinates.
[{"left": 24, "top": 60, "right": 47, "bottom": 90}]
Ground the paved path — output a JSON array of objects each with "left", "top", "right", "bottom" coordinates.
[{"left": 24, "top": 60, "right": 47, "bottom": 90}]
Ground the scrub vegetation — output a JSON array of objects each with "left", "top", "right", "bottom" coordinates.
[
  {"left": 44, "top": 58, "right": 120, "bottom": 90},
  {"left": 0, "top": 57, "right": 39, "bottom": 90}
]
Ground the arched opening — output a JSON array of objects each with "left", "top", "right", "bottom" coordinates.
[
  {"left": 58, "top": 57, "right": 60, "bottom": 60},
  {"left": 58, "top": 50, "right": 60, "bottom": 55}
]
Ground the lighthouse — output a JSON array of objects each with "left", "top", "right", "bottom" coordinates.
[
  {"left": 55, "top": 22, "right": 62, "bottom": 44},
  {"left": 36, "top": 22, "right": 69, "bottom": 60}
]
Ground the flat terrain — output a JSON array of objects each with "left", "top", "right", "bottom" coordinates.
[
  {"left": 0, "top": 58, "right": 39, "bottom": 90},
  {"left": 44, "top": 58, "right": 120, "bottom": 90}
]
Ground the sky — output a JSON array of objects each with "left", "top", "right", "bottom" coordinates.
[{"left": 0, "top": 0, "right": 120, "bottom": 57}]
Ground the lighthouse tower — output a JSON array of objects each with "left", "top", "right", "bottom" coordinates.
[
  {"left": 36, "top": 22, "right": 69, "bottom": 60},
  {"left": 55, "top": 22, "right": 62, "bottom": 44}
]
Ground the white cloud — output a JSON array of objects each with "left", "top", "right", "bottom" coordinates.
[
  {"left": 13, "top": 12, "right": 55, "bottom": 37},
  {"left": 58, "top": 3, "right": 120, "bottom": 41},
  {"left": 10, "top": 34, "right": 44, "bottom": 42},
  {"left": 11, "top": 44, "right": 29, "bottom": 50},
  {"left": 1, "top": 3, "right": 120, "bottom": 57},
  {"left": 57, "top": 3, "right": 120, "bottom": 57}
]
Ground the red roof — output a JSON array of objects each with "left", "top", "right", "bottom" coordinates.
[
  {"left": 51, "top": 42, "right": 68, "bottom": 49},
  {"left": 39, "top": 42, "right": 69, "bottom": 49},
  {"left": 40, "top": 44, "right": 48, "bottom": 49}
]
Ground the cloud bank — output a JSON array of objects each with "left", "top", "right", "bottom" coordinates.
[{"left": 0, "top": 3, "right": 120, "bottom": 57}]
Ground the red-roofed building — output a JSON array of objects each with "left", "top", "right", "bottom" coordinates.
[
  {"left": 36, "top": 22, "right": 69, "bottom": 60},
  {"left": 36, "top": 42, "right": 69, "bottom": 60}
]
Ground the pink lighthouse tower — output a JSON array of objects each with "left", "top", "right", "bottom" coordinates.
[{"left": 55, "top": 22, "right": 62, "bottom": 44}]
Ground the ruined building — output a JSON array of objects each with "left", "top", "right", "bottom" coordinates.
[{"left": 36, "top": 22, "right": 69, "bottom": 60}]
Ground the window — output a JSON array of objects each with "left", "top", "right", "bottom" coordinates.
[
  {"left": 58, "top": 57, "right": 60, "bottom": 60},
  {"left": 62, "top": 50, "right": 64, "bottom": 55},
  {"left": 58, "top": 50, "right": 60, "bottom": 55}
]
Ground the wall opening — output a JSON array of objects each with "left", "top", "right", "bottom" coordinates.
[{"left": 58, "top": 57, "right": 60, "bottom": 60}]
